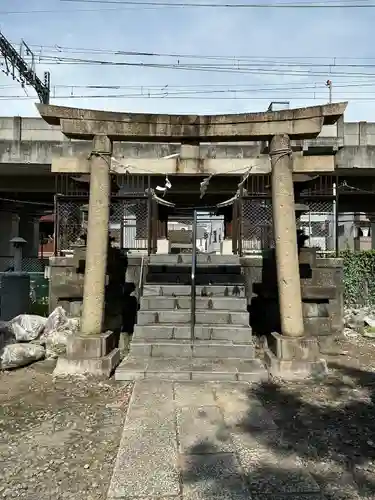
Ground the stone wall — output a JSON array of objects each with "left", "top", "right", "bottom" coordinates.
[
  {"left": 48, "top": 248, "right": 144, "bottom": 332},
  {"left": 241, "top": 248, "right": 343, "bottom": 338},
  {"left": 48, "top": 246, "right": 343, "bottom": 339}
]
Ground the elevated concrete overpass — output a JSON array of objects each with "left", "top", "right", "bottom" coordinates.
[
  {"left": 1, "top": 114, "right": 375, "bottom": 177},
  {"left": 1, "top": 107, "right": 375, "bottom": 263}
]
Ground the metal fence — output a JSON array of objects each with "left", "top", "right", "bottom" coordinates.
[
  {"left": 296, "top": 200, "right": 335, "bottom": 255},
  {"left": 241, "top": 198, "right": 274, "bottom": 253},
  {"left": 240, "top": 198, "right": 335, "bottom": 255},
  {"left": 0, "top": 256, "right": 48, "bottom": 273},
  {"left": 55, "top": 195, "right": 151, "bottom": 254},
  {"left": 238, "top": 174, "right": 336, "bottom": 255}
]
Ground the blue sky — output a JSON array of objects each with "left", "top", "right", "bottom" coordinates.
[{"left": 0, "top": 0, "right": 374, "bottom": 121}]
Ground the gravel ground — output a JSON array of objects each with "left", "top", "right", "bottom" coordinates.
[
  {"left": 1, "top": 335, "right": 375, "bottom": 500},
  {"left": 0, "top": 360, "right": 133, "bottom": 500},
  {"left": 253, "top": 335, "right": 375, "bottom": 500}
]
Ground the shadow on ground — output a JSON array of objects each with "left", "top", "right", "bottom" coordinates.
[{"left": 182, "top": 363, "right": 375, "bottom": 500}]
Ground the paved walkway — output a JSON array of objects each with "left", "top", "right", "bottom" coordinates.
[{"left": 107, "top": 381, "right": 324, "bottom": 500}]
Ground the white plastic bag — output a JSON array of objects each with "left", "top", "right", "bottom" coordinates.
[
  {"left": 39, "top": 307, "right": 80, "bottom": 356},
  {"left": 42, "top": 307, "right": 79, "bottom": 336},
  {"left": 44, "top": 331, "right": 70, "bottom": 357},
  {"left": 10, "top": 315, "right": 47, "bottom": 342},
  {"left": 0, "top": 343, "right": 45, "bottom": 369}
]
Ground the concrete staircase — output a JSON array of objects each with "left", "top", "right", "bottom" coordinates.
[{"left": 115, "top": 254, "right": 267, "bottom": 382}]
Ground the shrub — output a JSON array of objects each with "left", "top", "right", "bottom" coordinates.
[{"left": 341, "top": 250, "right": 375, "bottom": 306}]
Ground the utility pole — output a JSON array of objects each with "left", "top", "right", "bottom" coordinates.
[
  {"left": 326, "top": 79, "right": 332, "bottom": 104},
  {"left": 0, "top": 30, "right": 50, "bottom": 104}
]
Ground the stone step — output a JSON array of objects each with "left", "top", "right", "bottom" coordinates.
[
  {"left": 137, "top": 310, "right": 249, "bottom": 326},
  {"left": 142, "top": 284, "right": 246, "bottom": 297},
  {"left": 129, "top": 340, "right": 255, "bottom": 358},
  {"left": 146, "top": 273, "right": 244, "bottom": 285},
  {"left": 149, "top": 254, "right": 241, "bottom": 266},
  {"left": 115, "top": 356, "right": 267, "bottom": 382},
  {"left": 148, "top": 265, "right": 241, "bottom": 275},
  {"left": 140, "top": 296, "right": 248, "bottom": 311},
  {"left": 133, "top": 324, "right": 252, "bottom": 342}
]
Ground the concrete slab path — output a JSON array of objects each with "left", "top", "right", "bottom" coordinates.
[{"left": 107, "top": 381, "right": 325, "bottom": 500}]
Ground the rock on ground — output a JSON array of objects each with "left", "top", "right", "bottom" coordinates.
[
  {"left": 0, "top": 360, "right": 133, "bottom": 500},
  {"left": 0, "top": 321, "right": 15, "bottom": 350},
  {"left": 344, "top": 305, "right": 375, "bottom": 339}
]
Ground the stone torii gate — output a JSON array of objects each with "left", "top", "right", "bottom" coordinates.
[{"left": 37, "top": 102, "right": 347, "bottom": 376}]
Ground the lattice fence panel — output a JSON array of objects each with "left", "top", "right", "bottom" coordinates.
[
  {"left": 241, "top": 198, "right": 334, "bottom": 254},
  {"left": 297, "top": 199, "right": 335, "bottom": 253},
  {"left": 56, "top": 197, "right": 149, "bottom": 253},
  {"left": 241, "top": 198, "right": 274, "bottom": 252}
]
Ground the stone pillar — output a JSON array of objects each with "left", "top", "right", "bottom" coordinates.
[
  {"left": 264, "top": 135, "right": 326, "bottom": 379},
  {"left": 54, "top": 135, "right": 121, "bottom": 378},
  {"left": 270, "top": 134, "right": 304, "bottom": 338},
  {"left": 80, "top": 135, "right": 112, "bottom": 336}
]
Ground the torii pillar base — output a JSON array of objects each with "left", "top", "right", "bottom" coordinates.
[
  {"left": 264, "top": 332, "right": 328, "bottom": 380},
  {"left": 53, "top": 331, "right": 121, "bottom": 379}
]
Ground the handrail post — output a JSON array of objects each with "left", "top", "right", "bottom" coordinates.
[
  {"left": 138, "top": 254, "right": 145, "bottom": 303},
  {"left": 53, "top": 194, "right": 59, "bottom": 256},
  {"left": 239, "top": 186, "right": 244, "bottom": 257},
  {"left": 190, "top": 209, "right": 197, "bottom": 342},
  {"left": 147, "top": 193, "right": 152, "bottom": 256}
]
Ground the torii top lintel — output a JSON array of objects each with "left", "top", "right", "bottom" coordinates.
[{"left": 36, "top": 102, "right": 347, "bottom": 143}]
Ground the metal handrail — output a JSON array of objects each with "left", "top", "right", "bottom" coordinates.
[
  {"left": 190, "top": 210, "right": 197, "bottom": 342},
  {"left": 138, "top": 254, "right": 145, "bottom": 302}
]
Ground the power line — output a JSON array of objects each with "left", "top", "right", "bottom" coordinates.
[
  {"left": 5, "top": 77, "right": 375, "bottom": 99},
  {"left": 9, "top": 46, "right": 375, "bottom": 78},
  {"left": 35, "top": 54, "right": 375, "bottom": 69},
  {"left": 13, "top": 52, "right": 375, "bottom": 79},
  {"left": 25, "top": 58, "right": 375, "bottom": 80},
  {"left": 7, "top": 79, "right": 375, "bottom": 89},
  {"left": 1, "top": 0, "right": 375, "bottom": 13},
  {"left": 14, "top": 43, "right": 375, "bottom": 62},
  {"left": 61, "top": 0, "right": 375, "bottom": 8},
  {"left": 5, "top": 81, "right": 375, "bottom": 96},
  {"left": 10, "top": 42, "right": 375, "bottom": 80},
  {"left": 1, "top": 93, "right": 375, "bottom": 101},
  {"left": 16, "top": 43, "right": 375, "bottom": 65},
  {"left": 7, "top": 39, "right": 375, "bottom": 105},
  {"left": 0, "top": 6, "right": 159, "bottom": 14},
  {"left": 46, "top": 83, "right": 375, "bottom": 93}
]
